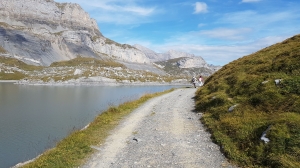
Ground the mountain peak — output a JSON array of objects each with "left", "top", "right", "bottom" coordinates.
[
  {"left": 0, "top": 0, "right": 101, "bottom": 36},
  {"left": 0, "top": 0, "right": 151, "bottom": 66}
]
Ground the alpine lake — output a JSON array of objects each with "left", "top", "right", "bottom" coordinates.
[{"left": 0, "top": 82, "right": 185, "bottom": 168}]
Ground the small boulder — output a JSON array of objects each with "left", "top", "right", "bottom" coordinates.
[
  {"left": 260, "top": 125, "right": 271, "bottom": 144},
  {"left": 74, "top": 69, "right": 82, "bottom": 75},
  {"left": 228, "top": 104, "right": 238, "bottom": 112},
  {"left": 274, "top": 79, "right": 282, "bottom": 86}
]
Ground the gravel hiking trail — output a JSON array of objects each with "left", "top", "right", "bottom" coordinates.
[{"left": 82, "top": 88, "right": 236, "bottom": 168}]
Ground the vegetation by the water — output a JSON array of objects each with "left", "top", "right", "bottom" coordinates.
[
  {"left": 195, "top": 34, "right": 300, "bottom": 167},
  {"left": 0, "top": 57, "right": 42, "bottom": 80},
  {"left": 0, "top": 56, "right": 185, "bottom": 82},
  {"left": 21, "top": 88, "right": 174, "bottom": 168},
  {"left": 50, "top": 56, "right": 125, "bottom": 68}
]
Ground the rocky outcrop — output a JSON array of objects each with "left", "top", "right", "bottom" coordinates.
[
  {"left": 162, "top": 50, "right": 196, "bottom": 60},
  {"left": 177, "top": 57, "right": 208, "bottom": 69},
  {"left": 0, "top": 0, "right": 150, "bottom": 66},
  {"left": 134, "top": 44, "right": 221, "bottom": 73},
  {"left": 134, "top": 44, "right": 200, "bottom": 63},
  {"left": 0, "top": 0, "right": 100, "bottom": 36}
]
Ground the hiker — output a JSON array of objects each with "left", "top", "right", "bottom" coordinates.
[
  {"left": 199, "top": 76, "right": 203, "bottom": 86},
  {"left": 191, "top": 76, "right": 197, "bottom": 88}
]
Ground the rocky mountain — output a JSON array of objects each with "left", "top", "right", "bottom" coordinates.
[
  {"left": 134, "top": 44, "right": 199, "bottom": 62},
  {"left": 134, "top": 44, "right": 221, "bottom": 74},
  {"left": 154, "top": 57, "right": 213, "bottom": 77},
  {"left": 161, "top": 50, "right": 196, "bottom": 60},
  {"left": 133, "top": 44, "right": 162, "bottom": 62},
  {"left": 0, "top": 0, "right": 150, "bottom": 66},
  {"left": 0, "top": 0, "right": 220, "bottom": 82},
  {"left": 176, "top": 56, "right": 208, "bottom": 68}
]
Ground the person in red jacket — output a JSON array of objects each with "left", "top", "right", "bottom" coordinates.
[{"left": 199, "top": 76, "right": 203, "bottom": 86}]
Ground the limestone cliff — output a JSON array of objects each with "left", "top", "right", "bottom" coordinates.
[{"left": 0, "top": 0, "right": 150, "bottom": 66}]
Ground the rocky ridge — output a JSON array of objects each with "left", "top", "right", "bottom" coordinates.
[
  {"left": 134, "top": 44, "right": 220, "bottom": 72},
  {"left": 133, "top": 45, "right": 197, "bottom": 63}
]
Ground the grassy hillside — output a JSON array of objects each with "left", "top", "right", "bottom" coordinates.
[
  {"left": 0, "top": 57, "right": 42, "bottom": 80},
  {"left": 195, "top": 34, "right": 300, "bottom": 167},
  {"left": 50, "top": 56, "right": 125, "bottom": 68}
]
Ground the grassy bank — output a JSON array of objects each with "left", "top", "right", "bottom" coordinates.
[
  {"left": 21, "top": 88, "right": 174, "bottom": 168},
  {"left": 0, "top": 57, "right": 43, "bottom": 80},
  {"left": 195, "top": 34, "right": 300, "bottom": 167}
]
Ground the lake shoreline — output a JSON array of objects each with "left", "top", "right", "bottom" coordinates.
[
  {"left": 2, "top": 78, "right": 190, "bottom": 86},
  {"left": 1, "top": 83, "right": 186, "bottom": 167},
  {"left": 12, "top": 89, "right": 177, "bottom": 168},
  {"left": 0, "top": 80, "right": 18, "bottom": 82}
]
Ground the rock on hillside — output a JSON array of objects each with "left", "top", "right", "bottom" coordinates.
[{"left": 0, "top": 0, "right": 150, "bottom": 66}]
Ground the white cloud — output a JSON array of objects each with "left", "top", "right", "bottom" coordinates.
[
  {"left": 198, "top": 23, "right": 206, "bottom": 27},
  {"left": 200, "top": 28, "right": 252, "bottom": 40},
  {"left": 217, "top": 10, "right": 299, "bottom": 36},
  {"left": 152, "top": 43, "right": 254, "bottom": 65},
  {"left": 194, "top": 2, "right": 208, "bottom": 14},
  {"left": 241, "top": 0, "right": 261, "bottom": 3},
  {"left": 141, "top": 32, "right": 290, "bottom": 65},
  {"left": 88, "top": 1, "right": 156, "bottom": 16},
  {"left": 152, "top": 35, "right": 286, "bottom": 65},
  {"left": 55, "top": 0, "right": 158, "bottom": 24}
]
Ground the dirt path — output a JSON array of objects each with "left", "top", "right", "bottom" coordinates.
[{"left": 82, "top": 88, "right": 235, "bottom": 168}]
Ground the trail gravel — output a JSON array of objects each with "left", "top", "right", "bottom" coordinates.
[{"left": 82, "top": 88, "right": 236, "bottom": 168}]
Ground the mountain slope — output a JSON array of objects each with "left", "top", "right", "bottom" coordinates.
[
  {"left": 133, "top": 44, "right": 163, "bottom": 62},
  {"left": 195, "top": 34, "right": 300, "bottom": 167},
  {"left": 0, "top": 0, "right": 150, "bottom": 66}
]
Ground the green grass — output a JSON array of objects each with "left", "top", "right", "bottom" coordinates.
[
  {"left": 104, "top": 38, "right": 136, "bottom": 49},
  {"left": 21, "top": 88, "right": 174, "bottom": 168},
  {"left": 0, "top": 22, "right": 10, "bottom": 28},
  {"left": 50, "top": 56, "right": 125, "bottom": 68},
  {"left": 196, "top": 34, "right": 300, "bottom": 168},
  {"left": 55, "top": 3, "right": 67, "bottom": 10},
  {"left": 0, "top": 45, "right": 7, "bottom": 53},
  {"left": 0, "top": 57, "right": 43, "bottom": 71},
  {"left": 0, "top": 71, "right": 26, "bottom": 80},
  {"left": 0, "top": 57, "right": 43, "bottom": 80}
]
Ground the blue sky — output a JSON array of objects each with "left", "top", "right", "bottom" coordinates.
[{"left": 55, "top": 0, "right": 300, "bottom": 65}]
